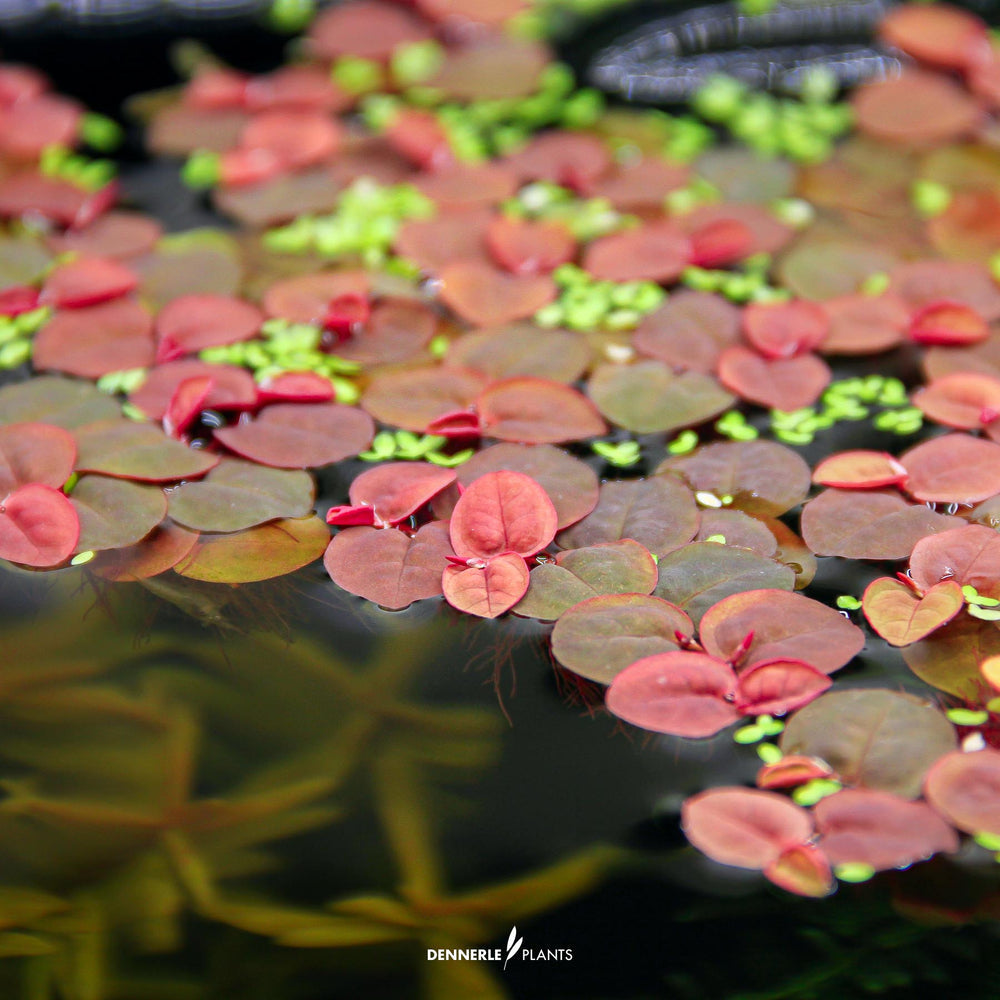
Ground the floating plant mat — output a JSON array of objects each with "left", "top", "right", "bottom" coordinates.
[{"left": 2, "top": 0, "right": 1000, "bottom": 995}]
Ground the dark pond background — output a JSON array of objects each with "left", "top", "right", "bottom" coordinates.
[{"left": 2, "top": 3, "right": 1000, "bottom": 997}]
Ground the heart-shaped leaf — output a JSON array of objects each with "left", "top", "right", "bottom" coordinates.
[
  {"left": 479, "top": 377, "right": 607, "bottom": 444},
  {"left": 912, "top": 373, "right": 1000, "bottom": 429},
  {"left": 743, "top": 300, "right": 828, "bottom": 359},
  {"left": 819, "top": 293, "right": 909, "bottom": 355},
  {"left": 449, "top": 470, "right": 556, "bottom": 560},
  {"left": 155, "top": 293, "right": 263, "bottom": 356},
  {"left": 815, "top": 789, "right": 959, "bottom": 871},
  {"left": 442, "top": 551, "right": 529, "bottom": 619},
  {"left": 486, "top": 215, "right": 575, "bottom": 276},
  {"left": 0, "top": 483, "right": 79, "bottom": 567},
  {"left": 910, "top": 524, "right": 1000, "bottom": 601},
  {"left": 514, "top": 539, "right": 658, "bottom": 620},
  {"left": 900, "top": 434, "right": 1000, "bottom": 504},
  {"left": 324, "top": 521, "right": 454, "bottom": 609},
  {"left": 801, "top": 489, "right": 962, "bottom": 560},
  {"left": 167, "top": 459, "right": 315, "bottom": 532},
  {"left": 779, "top": 689, "right": 957, "bottom": 798},
  {"left": 633, "top": 290, "right": 740, "bottom": 374},
  {"left": 174, "top": 515, "right": 329, "bottom": 583},
  {"left": 699, "top": 589, "right": 864, "bottom": 674},
  {"left": 717, "top": 346, "right": 831, "bottom": 412},
  {"left": 0, "top": 422, "right": 76, "bottom": 493},
  {"left": 606, "top": 651, "right": 740, "bottom": 737},
  {"left": 924, "top": 749, "right": 1000, "bottom": 836},
  {"left": 213, "top": 403, "right": 374, "bottom": 469},
  {"left": 74, "top": 420, "right": 220, "bottom": 482},
  {"left": 863, "top": 578, "right": 964, "bottom": 646},
  {"left": 70, "top": 475, "right": 167, "bottom": 551},
  {"left": 812, "top": 450, "right": 909, "bottom": 489},
  {"left": 654, "top": 543, "right": 795, "bottom": 624},
  {"left": 657, "top": 440, "right": 810, "bottom": 517},
  {"left": 583, "top": 223, "right": 691, "bottom": 284},
  {"left": 681, "top": 788, "right": 813, "bottom": 870},
  {"left": 551, "top": 593, "right": 692, "bottom": 684},
  {"left": 32, "top": 299, "right": 155, "bottom": 378},
  {"left": 362, "top": 367, "right": 489, "bottom": 432},
  {"left": 557, "top": 477, "right": 699, "bottom": 557},
  {"left": 587, "top": 362, "right": 734, "bottom": 435},
  {"left": 438, "top": 261, "right": 556, "bottom": 328}
]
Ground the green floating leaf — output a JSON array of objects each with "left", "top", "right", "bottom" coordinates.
[{"left": 834, "top": 862, "right": 876, "bottom": 884}]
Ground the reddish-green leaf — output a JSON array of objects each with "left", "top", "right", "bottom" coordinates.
[
  {"left": 445, "top": 325, "right": 591, "bottom": 384},
  {"left": 743, "top": 300, "right": 828, "bottom": 359},
  {"left": 0, "top": 422, "right": 76, "bottom": 494},
  {"left": 812, "top": 450, "right": 908, "bottom": 489},
  {"left": 213, "top": 403, "right": 374, "bottom": 469},
  {"left": 632, "top": 291, "right": 740, "bottom": 374},
  {"left": 913, "top": 373, "right": 1000, "bottom": 430},
  {"left": 174, "top": 515, "right": 329, "bottom": 583},
  {"left": 362, "top": 367, "right": 488, "bottom": 432},
  {"left": 779, "top": 689, "right": 958, "bottom": 798},
  {"left": 910, "top": 524, "right": 1000, "bottom": 601},
  {"left": 324, "top": 521, "right": 453, "bottom": 609},
  {"left": 129, "top": 360, "right": 258, "bottom": 421},
  {"left": 155, "top": 294, "right": 263, "bottom": 356},
  {"left": 92, "top": 522, "right": 199, "bottom": 581},
  {"left": 862, "top": 578, "right": 964, "bottom": 646},
  {"left": 764, "top": 843, "right": 833, "bottom": 898},
  {"left": 717, "top": 346, "right": 831, "bottom": 412},
  {"left": 657, "top": 440, "right": 810, "bottom": 516},
  {"left": 699, "top": 589, "right": 864, "bottom": 674},
  {"left": 550, "top": 593, "right": 692, "bottom": 684},
  {"left": 902, "top": 613, "right": 1000, "bottom": 699},
  {"left": 557, "top": 476, "right": 699, "bottom": 557},
  {"left": 479, "top": 377, "right": 607, "bottom": 444},
  {"left": 486, "top": 215, "right": 575, "bottom": 276},
  {"left": 0, "top": 377, "right": 120, "bottom": 430},
  {"left": 344, "top": 462, "right": 455, "bottom": 526},
  {"left": 70, "top": 475, "right": 167, "bottom": 551},
  {"left": 587, "top": 362, "right": 734, "bottom": 435},
  {"left": 438, "top": 261, "right": 556, "bottom": 328},
  {"left": 735, "top": 658, "right": 832, "bottom": 716},
  {"left": 74, "top": 420, "right": 219, "bottom": 482},
  {"left": 583, "top": 223, "right": 691, "bottom": 284}
]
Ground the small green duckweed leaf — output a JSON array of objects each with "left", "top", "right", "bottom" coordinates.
[
  {"left": 946, "top": 708, "right": 989, "bottom": 726},
  {"left": 834, "top": 863, "right": 875, "bottom": 883},
  {"left": 792, "top": 778, "right": 842, "bottom": 807}
]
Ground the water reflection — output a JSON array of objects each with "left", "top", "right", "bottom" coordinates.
[{"left": 1, "top": 565, "right": 999, "bottom": 998}]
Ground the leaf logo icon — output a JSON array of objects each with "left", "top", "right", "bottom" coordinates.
[{"left": 504, "top": 926, "right": 523, "bottom": 971}]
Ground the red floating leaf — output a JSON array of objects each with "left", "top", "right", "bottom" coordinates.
[
  {"left": 451, "top": 442, "right": 599, "bottom": 530},
  {"left": 0, "top": 422, "right": 76, "bottom": 494},
  {"left": 583, "top": 223, "right": 691, "bottom": 284},
  {"left": 688, "top": 218, "right": 755, "bottom": 269},
  {"left": 74, "top": 419, "right": 220, "bottom": 482},
  {"left": 681, "top": 787, "right": 813, "bottom": 870},
  {"left": 485, "top": 215, "right": 575, "bottom": 276},
  {"left": 449, "top": 470, "right": 557, "bottom": 560},
  {"left": 322, "top": 291, "right": 371, "bottom": 340},
  {"left": 699, "top": 589, "right": 864, "bottom": 674},
  {"left": 213, "top": 403, "right": 374, "bottom": 469},
  {"left": 890, "top": 259, "right": 1000, "bottom": 321},
  {"left": 0, "top": 171, "right": 111, "bottom": 229},
  {"left": 256, "top": 371, "right": 335, "bottom": 405},
  {"left": 816, "top": 788, "right": 959, "bottom": 871},
  {"left": 239, "top": 110, "right": 342, "bottom": 172},
  {"left": 478, "top": 377, "right": 607, "bottom": 444},
  {"left": 677, "top": 202, "right": 793, "bottom": 257},
  {"left": 606, "top": 651, "right": 740, "bottom": 738},
  {"left": 155, "top": 293, "right": 263, "bottom": 358},
  {"left": 503, "top": 131, "right": 612, "bottom": 191},
  {"left": 909, "top": 523, "right": 1000, "bottom": 601},
  {"left": 445, "top": 324, "right": 590, "bottom": 384},
  {"left": 0, "top": 94, "right": 81, "bottom": 160},
  {"left": 442, "top": 551, "right": 530, "bottom": 619},
  {"left": 812, "top": 450, "right": 909, "bottom": 489},
  {"left": 909, "top": 300, "right": 990, "bottom": 346},
  {"left": 362, "top": 366, "right": 488, "bottom": 432},
  {"left": 717, "top": 346, "right": 831, "bottom": 412},
  {"left": 417, "top": 0, "right": 529, "bottom": 30},
  {"left": 0, "top": 285, "right": 40, "bottom": 317},
  {"left": 324, "top": 520, "right": 454, "bottom": 609},
  {"left": 800, "top": 488, "right": 963, "bottom": 560},
  {"left": 244, "top": 65, "right": 351, "bottom": 114},
  {"left": 50, "top": 211, "right": 163, "bottom": 261},
  {"left": 743, "top": 300, "right": 828, "bottom": 359},
  {"left": 164, "top": 375, "right": 214, "bottom": 438},
  {"left": 819, "top": 293, "right": 910, "bottom": 355},
  {"left": 39, "top": 256, "right": 137, "bottom": 309},
  {"left": 878, "top": 2, "right": 990, "bottom": 71},
  {"left": 92, "top": 521, "right": 199, "bottom": 581},
  {"left": 764, "top": 843, "right": 834, "bottom": 898},
  {"left": 394, "top": 208, "right": 492, "bottom": 274},
  {"left": 757, "top": 756, "right": 835, "bottom": 790},
  {"left": 852, "top": 71, "right": 982, "bottom": 146},
  {"left": 588, "top": 157, "right": 689, "bottom": 211},
  {"left": 924, "top": 749, "right": 1000, "bottom": 836},
  {"left": 736, "top": 658, "right": 832, "bottom": 716},
  {"left": 913, "top": 372, "right": 1000, "bottom": 430},
  {"left": 335, "top": 298, "right": 436, "bottom": 367},
  {"left": 414, "top": 164, "right": 518, "bottom": 211},
  {"left": 438, "top": 261, "right": 556, "bottom": 328},
  {"left": 863, "top": 578, "right": 965, "bottom": 646},
  {"left": 900, "top": 433, "right": 1000, "bottom": 503},
  {"left": 0, "top": 483, "right": 79, "bottom": 567},
  {"left": 262, "top": 270, "right": 371, "bottom": 325},
  {"left": 129, "top": 361, "right": 258, "bottom": 421},
  {"left": 344, "top": 461, "right": 456, "bottom": 526},
  {"left": 633, "top": 291, "right": 741, "bottom": 374},
  {"left": 384, "top": 108, "right": 453, "bottom": 170},
  {"left": 32, "top": 298, "right": 155, "bottom": 378},
  {"left": 307, "top": 0, "right": 432, "bottom": 62}
]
